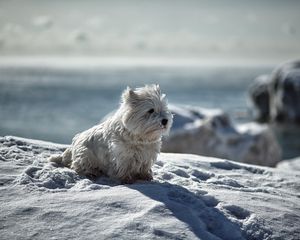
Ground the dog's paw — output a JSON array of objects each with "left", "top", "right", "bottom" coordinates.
[
  {"left": 120, "top": 176, "right": 136, "bottom": 184},
  {"left": 136, "top": 172, "right": 153, "bottom": 182}
]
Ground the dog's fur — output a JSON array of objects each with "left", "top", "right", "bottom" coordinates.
[{"left": 49, "top": 84, "right": 173, "bottom": 183}]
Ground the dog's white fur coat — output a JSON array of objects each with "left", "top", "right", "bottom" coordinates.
[{"left": 49, "top": 84, "right": 173, "bottom": 183}]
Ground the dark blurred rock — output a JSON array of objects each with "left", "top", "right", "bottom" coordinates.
[
  {"left": 249, "top": 60, "right": 300, "bottom": 125},
  {"left": 248, "top": 60, "right": 300, "bottom": 159},
  {"left": 269, "top": 60, "right": 300, "bottom": 124},
  {"left": 272, "top": 125, "right": 300, "bottom": 159},
  {"left": 248, "top": 75, "right": 271, "bottom": 122}
]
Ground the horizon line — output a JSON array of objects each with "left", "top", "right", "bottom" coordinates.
[{"left": 0, "top": 55, "right": 286, "bottom": 69}]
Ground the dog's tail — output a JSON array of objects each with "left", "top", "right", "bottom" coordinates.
[
  {"left": 48, "top": 154, "right": 63, "bottom": 164},
  {"left": 48, "top": 148, "right": 72, "bottom": 167}
]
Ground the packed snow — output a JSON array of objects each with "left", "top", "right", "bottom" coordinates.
[{"left": 0, "top": 136, "right": 299, "bottom": 240}]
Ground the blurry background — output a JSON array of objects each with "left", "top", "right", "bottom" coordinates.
[
  {"left": 0, "top": 0, "right": 299, "bottom": 156},
  {"left": 0, "top": 0, "right": 299, "bottom": 59}
]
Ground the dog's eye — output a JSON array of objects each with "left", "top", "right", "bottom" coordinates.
[{"left": 148, "top": 109, "right": 155, "bottom": 114}]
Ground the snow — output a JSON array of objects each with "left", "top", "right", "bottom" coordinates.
[
  {"left": 1, "top": 136, "right": 299, "bottom": 240},
  {"left": 163, "top": 105, "right": 281, "bottom": 167},
  {"left": 277, "top": 157, "right": 300, "bottom": 172}
]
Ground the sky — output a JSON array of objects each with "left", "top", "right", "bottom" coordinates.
[{"left": 0, "top": 0, "right": 299, "bottom": 63}]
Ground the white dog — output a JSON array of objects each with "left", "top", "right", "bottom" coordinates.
[{"left": 49, "top": 84, "right": 173, "bottom": 183}]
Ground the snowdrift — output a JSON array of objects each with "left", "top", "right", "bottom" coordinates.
[
  {"left": 0, "top": 136, "right": 299, "bottom": 240},
  {"left": 162, "top": 105, "right": 281, "bottom": 167}
]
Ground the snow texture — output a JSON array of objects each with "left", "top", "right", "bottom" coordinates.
[
  {"left": 277, "top": 157, "right": 300, "bottom": 172},
  {"left": 1, "top": 136, "right": 299, "bottom": 240}
]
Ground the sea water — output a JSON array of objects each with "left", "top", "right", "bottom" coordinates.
[{"left": 0, "top": 58, "right": 273, "bottom": 144}]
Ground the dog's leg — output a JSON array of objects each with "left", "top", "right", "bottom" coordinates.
[{"left": 71, "top": 146, "right": 101, "bottom": 177}]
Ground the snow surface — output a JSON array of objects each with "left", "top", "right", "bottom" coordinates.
[
  {"left": 163, "top": 105, "right": 281, "bottom": 167},
  {"left": 277, "top": 157, "right": 300, "bottom": 172},
  {"left": 1, "top": 136, "right": 299, "bottom": 240}
]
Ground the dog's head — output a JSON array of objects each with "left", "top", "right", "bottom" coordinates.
[{"left": 120, "top": 84, "right": 173, "bottom": 140}]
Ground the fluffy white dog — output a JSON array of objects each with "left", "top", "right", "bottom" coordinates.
[{"left": 49, "top": 84, "right": 173, "bottom": 183}]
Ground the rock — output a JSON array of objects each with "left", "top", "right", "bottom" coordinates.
[
  {"left": 162, "top": 105, "right": 281, "bottom": 167},
  {"left": 248, "top": 74, "right": 271, "bottom": 122},
  {"left": 248, "top": 60, "right": 300, "bottom": 159},
  {"left": 272, "top": 125, "right": 300, "bottom": 159},
  {"left": 269, "top": 60, "right": 300, "bottom": 124},
  {"left": 249, "top": 60, "right": 300, "bottom": 125}
]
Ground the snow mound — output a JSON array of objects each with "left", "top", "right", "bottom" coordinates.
[
  {"left": 162, "top": 105, "right": 281, "bottom": 167},
  {"left": 276, "top": 157, "right": 300, "bottom": 172},
  {"left": 1, "top": 136, "right": 299, "bottom": 240}
]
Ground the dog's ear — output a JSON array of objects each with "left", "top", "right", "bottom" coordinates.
[
  {"left": 122, "top": 86, "right": 139, "bottom": 104},
  {"left": 155, "top": 84, "right": 161, "bottom": 96}
]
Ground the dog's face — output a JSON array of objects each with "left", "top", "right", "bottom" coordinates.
[{"left": 121, "top": 84, "right": 173, "bottom": 140}]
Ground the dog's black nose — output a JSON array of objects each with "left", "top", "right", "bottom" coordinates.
[{"left": 161, "top": 119, "right": 168, "bottom": 126}]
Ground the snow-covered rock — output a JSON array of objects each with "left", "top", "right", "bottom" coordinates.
[
  {"left": 248, "top": 61, "right": 300, "bottom": 159},
  {"left": 1, "top": 136, "right": 299, "bottom": 240},
  {"left": 248, "top": 74, "right": 271, "bottom": 122},
  {"left": 276, "top": 157, "right": 300, "bottom": 172},
  {"left": 162, "top": 105, "right": 281, "bottom": 167},
  {"left": 269, "top": 60, "right": 300, "bottom": 124},
  {"left": 248, "top": 60, "right": 300, "bottom": 124}
]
